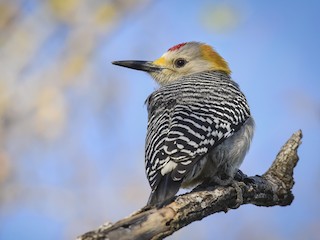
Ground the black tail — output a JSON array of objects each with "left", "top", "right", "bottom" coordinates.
[{"left": 147, "top": 173, "right": 182, "bottom": 206}]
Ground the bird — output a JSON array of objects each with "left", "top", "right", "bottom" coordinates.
[{"left": 112, "top": 41, "right": 254, "bottom": 206}]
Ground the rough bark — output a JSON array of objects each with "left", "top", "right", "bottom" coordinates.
[{"left": 77, "top": 130, "right": 302, "bottom": 240}]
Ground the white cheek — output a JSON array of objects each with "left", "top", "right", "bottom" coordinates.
[{"left": 187, "top": 61, "right": 213, "bottom": 72}]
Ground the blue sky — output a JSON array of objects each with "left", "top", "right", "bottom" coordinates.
[{"left": 0, "top": 0, "right": 320, "bottom": 239}]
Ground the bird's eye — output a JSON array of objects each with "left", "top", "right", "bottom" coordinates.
[{"left": 174, "top": 58, "right": 187, "bottom": 68}]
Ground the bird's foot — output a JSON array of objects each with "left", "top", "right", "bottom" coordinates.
[
  {"left": 193, "top": 176, "right": 244, "bottom": 209},
  {"left": 231, "top": 180, "right": 245, "bottom": 209},
  {"left": 234, "top": 169, "right": 256, "bottom": 184},
  {"left": 212, "top": 175, "right": 244, "bottom": 208}
]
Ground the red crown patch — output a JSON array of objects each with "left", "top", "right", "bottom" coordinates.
[{"left": 168, "top": 43, "right": 187, "bottom": 52}]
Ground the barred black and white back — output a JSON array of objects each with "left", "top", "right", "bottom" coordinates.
[{"left": 145, "top": 70, "right": 254, "bottom": 205}]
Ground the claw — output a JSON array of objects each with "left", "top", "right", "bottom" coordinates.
[
  {"left": 235, "top": 170, "right": 256, "bottom": 184},
  {"left": 231, "top": 180, "right": 244, "bottom": 208}
]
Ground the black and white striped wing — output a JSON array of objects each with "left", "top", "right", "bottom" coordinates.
[{"left": 145, "top": 71, "right": 250, "bottom": 193}]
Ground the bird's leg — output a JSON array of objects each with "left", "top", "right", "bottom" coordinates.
[
  {"left": 193, "top": 174, "right": 234, "bottom": 191},
  {"left": 234, "top": 169, "right": 248, "bottom": 181},
  {"left": 234, "top": 169, "right": 257, "bottom": 184}
]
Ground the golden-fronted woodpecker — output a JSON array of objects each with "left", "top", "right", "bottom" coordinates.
[{"left": 112, "top": 42, "right": 254, "bottom": 206}]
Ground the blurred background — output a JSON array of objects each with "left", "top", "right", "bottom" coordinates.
[{"left": 0, "top": 0, "right": 319, "bottom": 239}]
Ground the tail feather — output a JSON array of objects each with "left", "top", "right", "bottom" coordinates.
[{"left": 147, "top": 174, "right": 182, "bottom": 206}]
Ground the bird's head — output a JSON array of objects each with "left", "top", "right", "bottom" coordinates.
[{"left": 112, "top": 42, "right": 231, "bottom": 85}]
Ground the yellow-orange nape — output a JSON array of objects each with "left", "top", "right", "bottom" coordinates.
[{"left": 200, "top": 44, "right": 231, "bottom": 74}]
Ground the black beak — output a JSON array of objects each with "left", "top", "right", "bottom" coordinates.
[{"left": 112, "top": 60, "right": 163, "bottom": 72}]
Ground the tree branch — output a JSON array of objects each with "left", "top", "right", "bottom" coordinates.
[{"left": 77, "top": 130, "right": 302, "bottom": 240}]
